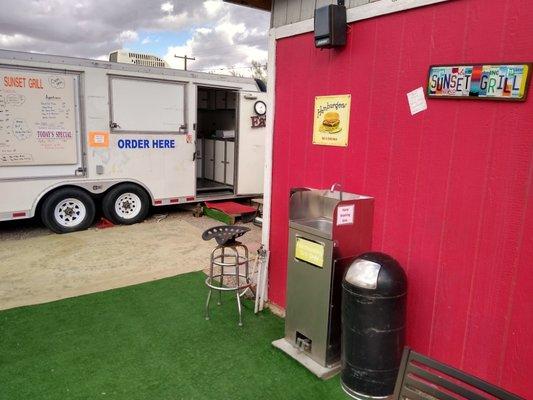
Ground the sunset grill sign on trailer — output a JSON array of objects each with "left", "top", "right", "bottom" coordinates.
[{"left": 427, "top": 63, "right": 531, "bottom": 101}]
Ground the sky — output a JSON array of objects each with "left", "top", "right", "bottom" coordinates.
[{"left": 0, "top": 0, "right": 270, "bottom": 75}]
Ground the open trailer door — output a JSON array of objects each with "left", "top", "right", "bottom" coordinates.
[{"left": 236, "top": 91, "right": 267, "bottom": 195}]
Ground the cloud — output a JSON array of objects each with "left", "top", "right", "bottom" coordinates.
[
  {"left": 204, "top": 0, "right": 224, "bottom": 17},
  {"left": 0, "top": 33, "right": 34, "bottom": 48},
  {"left": 118, "top": 30, "right": 139, "bottom": 43},
  {"left": 157, "top": 11, "right": 189, "bottom": 31},
  {"left": 0, "top": 0, "right": 269, "bottom": 74},
  {"left": 164, "top": 6, "right": 268, "bottom": 76},
  {"left": 160, "top": 1, "right": 174, "bottom": 14}
]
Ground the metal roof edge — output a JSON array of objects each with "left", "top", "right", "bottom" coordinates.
[{"left": 0, "top": 48, "right": 258, "bottom": 86}]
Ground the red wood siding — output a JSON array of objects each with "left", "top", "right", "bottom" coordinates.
[{"left": 268, "top": 0, "right": 533, "bottom": 397}]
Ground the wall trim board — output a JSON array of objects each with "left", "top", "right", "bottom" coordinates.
[
  {"left": 274, "top": 0, "right": 451, "bottom": 39},
  {"left": 260, "top": 28, "right": 277, "bottom": 305}
]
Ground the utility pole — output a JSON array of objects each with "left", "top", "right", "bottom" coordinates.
[{"left": 174, "top": 54, "right": 196, "bottom": 71}]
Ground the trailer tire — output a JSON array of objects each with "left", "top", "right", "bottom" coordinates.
[
  {"left": 102, "top": 183, "right": 150, "bottom": 225},
  {"left": 41, "top": 188, "right": 96, "bottom": 234}
]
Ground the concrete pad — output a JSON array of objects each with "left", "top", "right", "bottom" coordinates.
[
  {"left": 0, "top": 208, "right": 261, "bottom": 310},
  {"left": 272, "top": 338, "right": 341, "bottom": 380}
]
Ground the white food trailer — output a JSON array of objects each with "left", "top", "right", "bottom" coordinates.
[{"left": 0, "top": 49, "right": 267, "bottom": 233}]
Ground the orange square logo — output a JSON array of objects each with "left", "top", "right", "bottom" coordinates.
[{"left": 88, "top": 131, "right": 109, "bottom": 148}]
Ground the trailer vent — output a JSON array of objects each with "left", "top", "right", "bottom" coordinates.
[{"left": 109, "top": 50, "right": 169, "bottom": 68}]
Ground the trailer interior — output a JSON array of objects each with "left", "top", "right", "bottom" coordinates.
[{"left": 195, "top": 86, "right": 238, "bottom": 197}]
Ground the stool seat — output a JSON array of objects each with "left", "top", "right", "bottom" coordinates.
[
  {"left": 202, "top": 225, "right": 250, "bottom": 246},
  {"left": 203, "top": 227, "right": 251, "bottom": 326}
]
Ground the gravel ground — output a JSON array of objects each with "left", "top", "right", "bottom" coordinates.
[
  {"left": 0, "top": 204, "right": 262, "bottom": 310},
  {"left": 0, "top": 216, "right": 51, "bottom": 242}
]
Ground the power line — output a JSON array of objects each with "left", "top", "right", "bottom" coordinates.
[{"left": 200, "top": 64, "right": 267, "bottom": 73}]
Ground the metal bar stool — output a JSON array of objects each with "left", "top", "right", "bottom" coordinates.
[{"left": 203, "top": 225, "right": 251, "bottom": 326}]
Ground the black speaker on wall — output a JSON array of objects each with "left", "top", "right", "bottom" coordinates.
[{"left": 314, "top": 2, "right": 347, "bottom": 48}]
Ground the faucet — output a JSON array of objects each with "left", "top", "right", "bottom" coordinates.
[{"left": 330, "top": 183, "right": 343, "bottom": 201}]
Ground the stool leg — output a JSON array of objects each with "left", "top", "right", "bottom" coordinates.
[
  {"left": 234, "top": 248, "right": 243, "bottom": 326},
  {"left": 237, "top": 243, "right": 251, "bottom": 298},
  {"left": 205, "top": 290, "right": 212, "bottom": 321},
  {"left": 205, "top": 247, "right": 216, "bottom": 320},
  {"left": 244, "top": 245, "right": 250, "bottom": 286},
  {"left": 218, "top": 247, "right": 224, "bottom": 306}
]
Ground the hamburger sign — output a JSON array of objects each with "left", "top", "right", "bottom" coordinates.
[{"left": 313, "top": 94, "right": 351, "bottom": 147}]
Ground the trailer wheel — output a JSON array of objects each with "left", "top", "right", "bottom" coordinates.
[
  {"left": 102, "top": 183, "right": 150, "bottom": 225},
  {"left": 41, "top": 188, "right": 96, "bottom": 234}
]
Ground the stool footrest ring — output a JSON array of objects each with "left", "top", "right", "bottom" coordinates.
[{"left": 205, "top": 274, "right": 252, "bottom": 292}]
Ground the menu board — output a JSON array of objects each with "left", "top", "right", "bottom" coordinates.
[{"left": 0, "top": 68, "right": 78, "bottom": 166}]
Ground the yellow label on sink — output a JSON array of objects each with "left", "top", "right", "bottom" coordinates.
[{"left": 295, "top": 237, "right": 325, "bottom": 268}]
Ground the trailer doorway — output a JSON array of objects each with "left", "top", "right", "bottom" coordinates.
[{"left": 195, "top": 87, "right": 237, "bottom": 197}]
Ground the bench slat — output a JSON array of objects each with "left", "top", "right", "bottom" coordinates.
[
  {"left": 408, "top": 363, "right": 488, "bottom": 400},
  {"left": 404, "top": 375, "right": 459, "bottom": 400},
  {"left": 400, "top": 386, "right": 432, "bottom": 400},
  {"left": 408, "top": 351, "right": 523, "bottom": 400}
]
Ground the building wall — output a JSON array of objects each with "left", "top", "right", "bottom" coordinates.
[
  {"left": 271, "top": 0, "right": 381, "bottom": 27},
  {"left": 268, "top": 0, "right": 533, "bottom": 397}
]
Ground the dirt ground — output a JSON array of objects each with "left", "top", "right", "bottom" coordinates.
[{"left": 0, "top": 205, "right": 262, "bottom": 311}]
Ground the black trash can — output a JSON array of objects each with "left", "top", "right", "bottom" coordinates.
[{"left": 341, "top": 252, "right": 407, "bottom": 399}]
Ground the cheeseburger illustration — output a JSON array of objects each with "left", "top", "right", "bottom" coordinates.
[{"left": 321, "top": 111, "right": 341, "bottom": 132}]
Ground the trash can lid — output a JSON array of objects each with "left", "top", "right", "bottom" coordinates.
[{"left": 343, "top": 252, "right": 407, "bottom": 296}]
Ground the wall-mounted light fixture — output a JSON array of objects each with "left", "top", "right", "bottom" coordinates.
[{"left": 314, "top": 0, "right": 347, "bottom": 48}]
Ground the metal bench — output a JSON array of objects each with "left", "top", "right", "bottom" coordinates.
[{"left": 393, "top": 348, "right": 524, "bottom": 400}]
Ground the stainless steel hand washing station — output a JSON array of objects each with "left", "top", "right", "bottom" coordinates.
[{"left": 273, "top": 186, "right": 374, "bottom": 379}]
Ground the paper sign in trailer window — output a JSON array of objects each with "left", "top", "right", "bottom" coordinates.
[{"left": 427, "top": 64, "right": 531, "bottom": 101}]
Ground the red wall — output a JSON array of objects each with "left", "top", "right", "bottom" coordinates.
[{"left": 269, "top": 0, "right": 533, "bottom": 397}]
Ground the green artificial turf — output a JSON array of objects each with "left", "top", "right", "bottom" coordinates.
[{"left": 0, "top": 272, "right": 348, "bottom": 400}]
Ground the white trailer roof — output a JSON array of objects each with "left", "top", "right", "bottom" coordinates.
[{"left": 0, "top": 48, "right": 260, "bottom": 90}]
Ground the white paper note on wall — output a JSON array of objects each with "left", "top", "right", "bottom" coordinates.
[{"left": 407, "top": 87, "right": 428, "bottom": 115}]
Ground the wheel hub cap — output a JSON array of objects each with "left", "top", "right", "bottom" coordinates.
[
  {"left": 115, "top": 193, "right": 142, "bottom": 219},
  {"left": 54, "top": 198, "right": 87, "bottom": 228}
]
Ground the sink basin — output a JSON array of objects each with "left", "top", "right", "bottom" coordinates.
[
  {"left": 289, "top": 188, "right": 373, "bottom": 239},
  {"left": 297, "top": 218, "right": 332, "bottom": 232},
  {"left": 291, "top": 217, "right": 333, "bottom": 239}
]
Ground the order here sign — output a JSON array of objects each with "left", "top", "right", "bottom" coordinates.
[{"left": 117, "top": 139, "right": 176, "bottom": 149}]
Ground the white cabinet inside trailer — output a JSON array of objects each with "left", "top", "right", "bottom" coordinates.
[
  {"left": 225, "top": 141, "right": 234, "bottom": 185},
  {"left": 196, "top": 87, "right": 237, "bottom": 196},
  {"left": 214, "top": 140, "right": 225, "bottom": 183},
  {"left": 195, "top": 87, "right": 265, "bottom": 197},
  {"left": 204, "top": 139, "right": 215, "bottom": 180}
]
